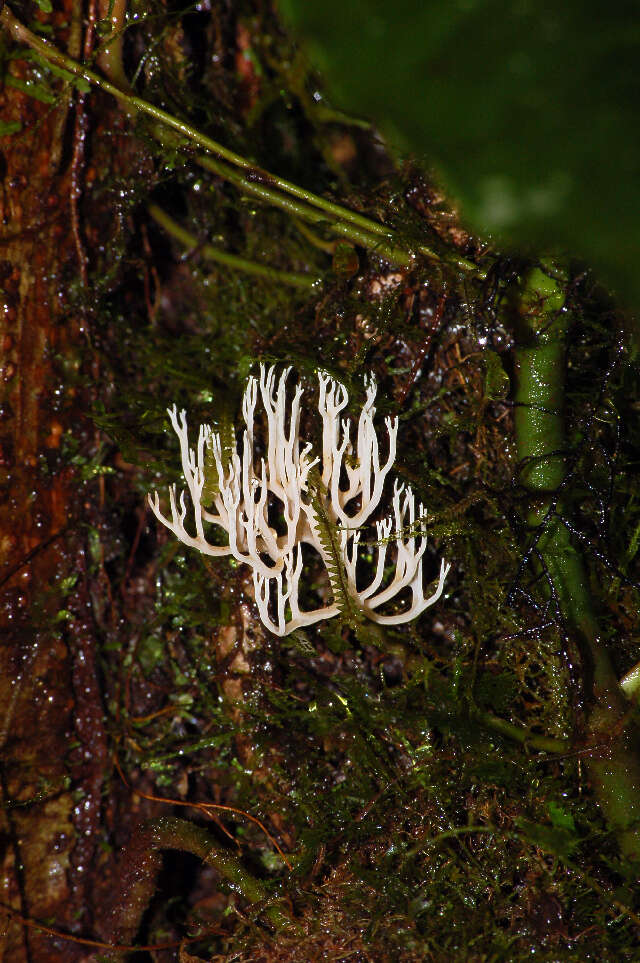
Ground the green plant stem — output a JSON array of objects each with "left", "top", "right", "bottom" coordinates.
[
  {"left": 107, "top": 816, "right": 293, "bottom": 950},
  {"left": 1, "top": 4, "right": 485, "bottom": 276},
  {"left": 470, "top": 706, "right": 567, "bottom": 754},
  {"left": 95, "top": 0, "right": 130, "bottom": 91},
  {"left": 1, "top": 5, "right": 389, "bottom": 236},
  {"left": 293, "top": 218, "right": 337, "bottom": 253},
  {"left": 192, "top": 153, "right": 413, "bottom": 265},
  {"left": 148, "top": 203, "right": 319, "bottom": 289},
  {"left": 404, "top": 646, "right": 567, "bottom": 753},
  {"left": 150, "top": 817, "right": 290, "bottom": 924},
  {"left": 511, "top": 264, "right": 640, "bottom": 861}
]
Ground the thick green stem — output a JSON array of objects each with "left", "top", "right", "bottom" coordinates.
[
  {"left": 511, "top": 265, "right": 640, "bottom": 861},
  {"left": 149, "top": 816, "right": 289, "bottom": 922}
]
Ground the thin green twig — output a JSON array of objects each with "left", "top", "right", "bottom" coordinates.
[
  {"left": 1, "top": 5, "right": 390, "bottom": 237},
  {"left": 1, "top": 4, "right": 485, "bottom": 277},
  {"left": 194, "top": 152, "right": 413, "bottom": 265},
  {"left": 148, "top": 203, "right": 319, "bottom": 289},
  {"left": 470, "top": 706, "right": 567, "bottom": 754},
  {"left": 293, "top": 218, "right": 337, "bottom": 253}
]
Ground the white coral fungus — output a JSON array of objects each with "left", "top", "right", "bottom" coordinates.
[{"left": 149, "top": 366, "right": 450, "bottom": 636}]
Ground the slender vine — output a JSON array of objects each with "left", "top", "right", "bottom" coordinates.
[
  {"left": 148, "top": 203, "right": 319, "bottom": 289},
  {"left": 0, "top": 5, "right": 483, "bottom": 276}
]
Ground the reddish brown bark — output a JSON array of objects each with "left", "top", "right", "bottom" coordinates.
[{"left": 0, "top": 5, "right": 107, "bottom": 959}]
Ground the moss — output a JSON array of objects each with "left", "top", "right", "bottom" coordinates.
[{"left": 88, "top": 145, "right": 640, "bottom": 955}]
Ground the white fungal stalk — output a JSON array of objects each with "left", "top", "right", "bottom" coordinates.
[{"left": 149, "top": 365, "right": 450, "bottom": 635}]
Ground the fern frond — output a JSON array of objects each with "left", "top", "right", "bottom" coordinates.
[
  {"left": 203, "top": 402, "right": 236, "bottom": 506},
  {"left": 307, "top": 468, "right": 363, "bottom": 632},
  {"left": 361, "top": 515, "right": 429, "bottom": 548}
]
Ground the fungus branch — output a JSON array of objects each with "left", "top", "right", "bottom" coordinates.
[{"left": 149, "top": 366, "right": 450, "bottom": 635}]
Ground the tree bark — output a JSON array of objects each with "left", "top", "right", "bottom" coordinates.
[{"left": 0, "top": 3, "right": 107, "bottom": 958}]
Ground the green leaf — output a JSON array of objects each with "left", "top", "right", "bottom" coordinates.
[
  {"left": 625, "top": 518, "right": 640, "bottom": 565},
  {"left": 34, "top": 0, "right": 53, "bottom": 12},
  {"left": 96, "top": 19, "right": 114, "bottom": 37},
  {"left": 280, "top": 0, "right": 640, "bottom": 314},
  {"left": 483, "top": 351, "right": 509, "bottom": 402},
  {"left": 59, "top": 573, "right": 79, "bottom": 595},
  {"left": 548, "top": 800, "right": 577, "bottom": 834},
  {"left": 0, "top": 120, "right": 22, "bottom": 136},
  {"left": 25, "top": 50, "right": 91, "bottom": 93},
  {"left": 517, "top": 812, "right": 579, "bottom": 861},
  {"left": 5, "top": 74, "right": 56, "bottom": 104}
]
